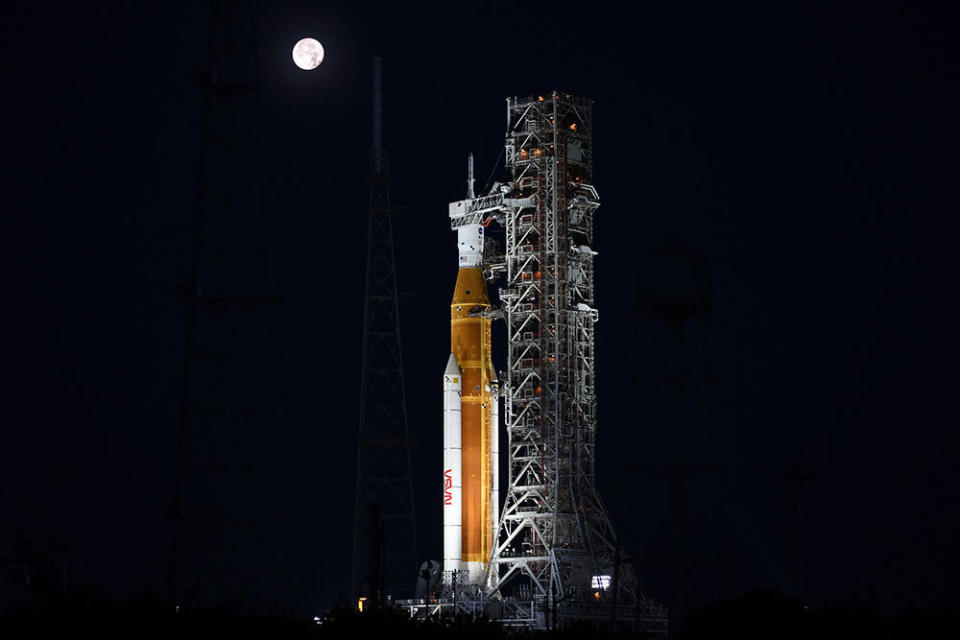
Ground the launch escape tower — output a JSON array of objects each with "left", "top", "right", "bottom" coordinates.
[
  {"left": 445, "top": 93, "right": 666, "bottom": 631},
  {"left": 352, "top": 58, "right": 418, "bottom": 605}
]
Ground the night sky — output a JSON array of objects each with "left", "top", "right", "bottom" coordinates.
[{"left": 4, "top": 0, "right": 958, "bottom": 621}]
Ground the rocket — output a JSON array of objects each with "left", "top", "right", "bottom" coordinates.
[{"left": 443, "top": 154, "right": 499, "bottom": 588}]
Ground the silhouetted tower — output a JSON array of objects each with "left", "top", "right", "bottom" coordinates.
[
  {"left": 168, "top": 0, "right": 280, "bottom": 612},
  {"left": 352, "top": 57, "right": 418, "bottom": 604},
  {"left": 634, "top": 242, "right": 720, "bottom": 630},
  {"left": 0, "top": 517, "right": 67, "bottom": 610}
]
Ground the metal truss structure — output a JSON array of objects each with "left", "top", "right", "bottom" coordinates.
[
  {"left": 448, "top": 92, "right": 666, "bottom": 632},
  {"left": 169, "top": 0, "right": 283, "bottom": 613},
  {"left": 493, "top": 91, "right": 621, "bottom": 604},
  {"left": 352, "top": 58, "right": 418, "bottom": 604}
]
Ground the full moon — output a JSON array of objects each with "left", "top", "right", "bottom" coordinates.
[{"left": 292, "top": 38, "right": 324, "bottom": 70}]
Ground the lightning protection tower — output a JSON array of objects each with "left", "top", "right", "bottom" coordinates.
[
  {"left": 168, "top": 0, "right": 282, "bottom": 613},
  {"left": 352, "top": 57, "right": 418, "bottom": 605}
]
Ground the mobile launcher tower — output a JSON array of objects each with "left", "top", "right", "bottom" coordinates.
[{"left": 439, "top": 92, "right": 667, "bottom": 632}]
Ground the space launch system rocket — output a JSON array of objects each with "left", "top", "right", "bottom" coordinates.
[{"left": 442, "top": 155, "right": 499, "bottom": 588}]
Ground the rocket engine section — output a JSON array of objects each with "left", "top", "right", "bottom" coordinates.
[{"left": 443, "top": 211, "right": 499, "bottom": 589}]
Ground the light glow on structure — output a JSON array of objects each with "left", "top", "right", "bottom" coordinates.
[
  {"left": 429, "top": 92, "right": 669, "bottom": 636},
  {"left": 591, "top": 575, "right": 612, "bottom": 590},
  {"left": 357, "top": 597, "right": 367, "bottom": 612}
]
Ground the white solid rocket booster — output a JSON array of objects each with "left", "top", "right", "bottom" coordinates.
[
  {"left": 442, "top": 354, "right": 462, "bottom": 575},
  {"left": 490, "top": 376, "right": 499, "bottom": 544}
]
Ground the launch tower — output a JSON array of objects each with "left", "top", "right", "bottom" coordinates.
[
  {"left": 492, "top": 91, "right": 621, "bottom": 604},
  {"left": 445, "top": 93, "right": 666, "bottom": 631}
]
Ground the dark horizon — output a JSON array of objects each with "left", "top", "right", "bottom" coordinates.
[{"left": 3, "top": 0, "right": 958, "bottom": 622}]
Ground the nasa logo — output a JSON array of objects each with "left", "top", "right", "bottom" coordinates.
[{"left": 443, "top": 469, "right": 453, "bottom": 505}]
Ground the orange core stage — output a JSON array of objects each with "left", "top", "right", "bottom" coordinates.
[{"left": 450, "top": 266, "right": 495, "bottom": 569}]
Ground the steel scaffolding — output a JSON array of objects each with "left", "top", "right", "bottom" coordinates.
[
  {"left": 493, "top": 90, "right": 618, "bottom": 602},
  {"left": 448, "top": 92, "right": 666, "bottom": 633}
]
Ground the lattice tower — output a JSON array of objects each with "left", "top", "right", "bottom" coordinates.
[
  {"left": 485, "top": 91, "right": 631, "bottom": 605},
  {"left": 352, "top": 57, "right": 418, "bottom": 604},
  {"left": 168, "top": 0, "right": 282, "bottom": 612}
]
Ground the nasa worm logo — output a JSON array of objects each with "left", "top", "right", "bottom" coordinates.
[{"left": 443, "top": 469, "right": 453, "bottom": 505}]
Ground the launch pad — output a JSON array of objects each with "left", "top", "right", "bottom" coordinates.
[
  {"left": 430, "top": 92, "right": 667, "bottom": 635},
  {"left": 394, "top": 591, "right": 667, "bottom": 633}
]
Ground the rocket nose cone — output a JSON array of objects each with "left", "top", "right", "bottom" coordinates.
[{"left": 444, "top": 353, "right": 461, "bottom": 376}]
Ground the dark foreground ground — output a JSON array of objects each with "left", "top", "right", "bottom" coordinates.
[{"left": 2, "top": 590, "right": 958, "bottom": 639}]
